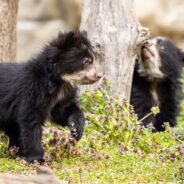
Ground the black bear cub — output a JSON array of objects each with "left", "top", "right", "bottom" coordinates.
[
  {"left": 0, "top": 31, "right": 102, "bottom": 163},
  {"left": 131, "top": 36, "right": 184, "bottom": 131}
]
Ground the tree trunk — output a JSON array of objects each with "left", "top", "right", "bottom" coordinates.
[
  {"left": 0, "top": 0, "right": 19, "bottom": 62},
  {"left": 80, "top": 0, "right": 148, "bottom": 101}
]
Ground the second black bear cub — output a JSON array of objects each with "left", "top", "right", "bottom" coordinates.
[
  {"left": 0, "top": 31, "right": 102, "bottom": 163},
  {"left": 131, "top": 36, "right": 184, "bottom": 131}
]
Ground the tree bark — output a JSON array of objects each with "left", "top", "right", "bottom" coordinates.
[
  {"left": 80, "top": 0, "right": 148, "bottom": 101},
  {"left": 0, "top": 0, "right": 19, "bottom": 62}
]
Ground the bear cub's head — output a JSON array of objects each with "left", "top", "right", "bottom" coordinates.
[
  {"left": 47, "top": 30, "right": 103, "bottom": 85},
  {"left": 137, "top": 36, "right": 184, "bottom": 80}
]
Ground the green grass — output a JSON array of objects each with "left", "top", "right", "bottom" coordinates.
[{"left": 0, "top": 79, "right": 183, "bottom": 183}]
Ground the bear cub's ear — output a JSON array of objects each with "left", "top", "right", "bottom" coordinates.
[
  {"left": 50, "top": 31, "right": 88, "bottom": 50},
  {"left": 63, "top": 30, "right": 88, "bottom": 48}
]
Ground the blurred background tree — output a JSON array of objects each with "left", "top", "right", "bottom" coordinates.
[{"left": 0, "top": 0, "right": 19, "bottom": 62}]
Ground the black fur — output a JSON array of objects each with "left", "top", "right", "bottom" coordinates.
[
  {"left": 0, "top": 30, "right": 99, "bottom": 163},
  {"left": 131, "top": 37, "right": 184, "bottom": 131}
]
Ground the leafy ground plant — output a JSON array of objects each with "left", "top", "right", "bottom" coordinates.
[{"left": 0, "top": 79, "right": 183, "bottom": 183}]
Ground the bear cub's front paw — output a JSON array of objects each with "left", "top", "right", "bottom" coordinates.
[{"left": 68, "top": 121, "right": 84, "bottom": 141}]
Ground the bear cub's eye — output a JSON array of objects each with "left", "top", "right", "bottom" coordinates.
[
  {"left": 156, "top": 40, "right": 165, "bottom": 50},
  {"left": 83, "top": 58, "right": 93, "bottom": 65},
  {"left": 156, "top": 44, "right": 165, "bottom": 50}
]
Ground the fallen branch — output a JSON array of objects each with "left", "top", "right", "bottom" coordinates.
[{"left": 0, "top": 166, "right": 66, "bottom": 184}]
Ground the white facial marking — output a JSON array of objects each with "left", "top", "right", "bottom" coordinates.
[
  {"left": 62, "top": 61, "right": 100, "bottom": 85},
  {"left": 62, "top": 70, "right": 87, "bottom": 86},
  {"left": 138, "top": 37, "right": 165, "bottom": 79}
]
